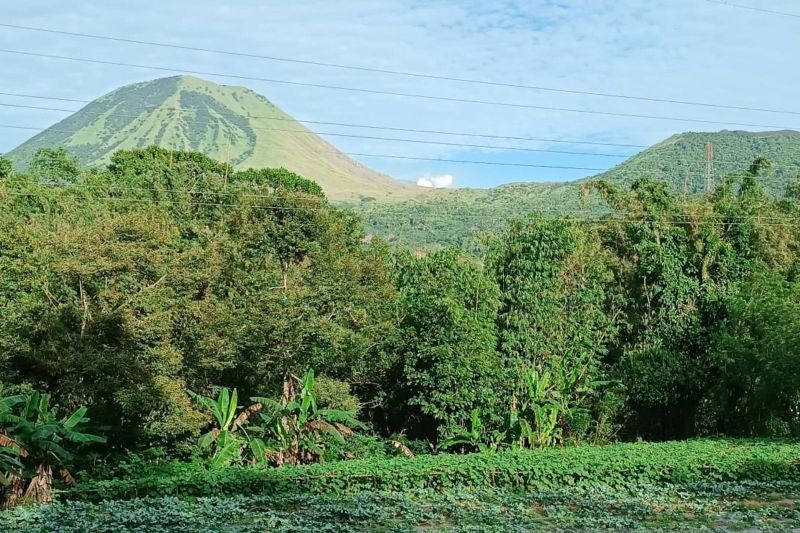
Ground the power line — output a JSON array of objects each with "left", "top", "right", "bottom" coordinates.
[
  {"left": 0, "top": 91, "right": 88, "bottom": 103},
  {"left": 0, "top": 121, "right": 611, "bottom": 172},
  {"left": 0, "top": 48, "right": 796, "bottom": 130},
  {"left": 0, "top": 91, "right": 649, "bottom": 149},
  {"left": 345, "top": 153, "right": 605, "bottom": 170},
  {"left": 0, "top": 121, "right": 753, "bottom": 170},
  {"left": 702, "top": 0, "right": 800, "bottom": 18},
  {"left": 0, "top": 111, "right": 633, "bottom": 159},
  {"left": 0, "top": 125, "right": 718, "bottom": 176},
  {"left": 0, "top": 97, "right": 792, "bottom": 170},
  {"left": 1, "top": 21, "right": 799, "bottom": 116}
]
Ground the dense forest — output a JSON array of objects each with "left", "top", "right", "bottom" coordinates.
[{"left": 1, "top": 146, "right": 800, "bottom": 517}]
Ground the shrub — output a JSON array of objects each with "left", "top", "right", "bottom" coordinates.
[{"left": 312, "top": 376, "right": 360, "bottom": 414}]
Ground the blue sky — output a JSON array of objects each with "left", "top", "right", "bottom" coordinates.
[{"left": 1, "top": 0, "right": 798, "bottom": 189}]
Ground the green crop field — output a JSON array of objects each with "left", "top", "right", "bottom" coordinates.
[
  {"left": 5, "top": 483, "right": 800, "bottom": 531},
  {"left": 3, "top": 440, "right": 799, "bottom": 531}
]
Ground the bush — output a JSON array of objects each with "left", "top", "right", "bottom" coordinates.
[
  {"left": 64, "top": 440, "right": 800, "bottom": 502},
  {"left": 313, "top": 376, "right": 360, "bottom": 414}
]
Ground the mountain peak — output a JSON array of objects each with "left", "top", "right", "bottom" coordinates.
[{"left": 6, "top": 77, "right": 419, "bottom": 200}]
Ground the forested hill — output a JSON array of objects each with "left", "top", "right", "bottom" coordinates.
[
  {"left": 593, "top": 130, "right": 800, "bottom": 194},
  {"left": 5, "top": 76, "right": 420, "bottom": 201},
  {"left": 353, "top": 129, "right": 800, "bottom": 249}
]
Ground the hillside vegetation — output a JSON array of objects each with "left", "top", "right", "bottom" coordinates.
[{"left": 353, "top": 130, "right": 800, "bottom": 248}]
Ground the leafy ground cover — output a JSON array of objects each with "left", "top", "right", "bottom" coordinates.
[
  {"left": 65, "top": 440, "right": 800, "bottom": 502},
  {"left": 3, "top": 481, "right": 800, "bottom": 531}
]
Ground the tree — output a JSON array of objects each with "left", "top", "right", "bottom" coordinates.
[
  {"left": 27, "top": 148, "right": 81, "bottom": 183},
  {"left": 706, "top": 272, "right": 800, "bottom": 436},
  {"left": 0, "top": 147, "right": 396, "bottom": 450},
  {"left": 389, "top": 248, "right": 504, "bottom": 440},
  {"left": 583, "top": 161, "right": 795, "bottom": 439},
  {"left": 0, "top": 158, "right": 11, "bottom": 180},
  {"left": 486, "top": 215, "right": 617, "bottom": 442}
]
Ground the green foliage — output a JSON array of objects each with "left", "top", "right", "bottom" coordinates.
[
  {"left": 27, "top": 148, "right": 82, "bottom": 183},
  {"left": 308, "top": 375, "right": 360, "bottom": 414},
  {"left": 487, "top": 216, "right": 618, "bottom": 443},
  {"left": 189, "top": 388, "right": 248, "bottom": 467},
  {"left": 0, "top": 157, "right": 11, "bottom": 180},
  {"left": 706, "top": 272, "right": 800, "bottom": 436},
  {"left": 389, "top": 248, "right": 504, "bottom": 439},
  {"left": 353, "top": 131, "right": 800, "bottom": 250},
  {"left": 0, "top": 388, "right": 104, "bottom": 505},
  {"left": 6, "top": 481, "right": 800, "bottom": 531},
  {"left": 353, "top": 182, "right": 584, "bottom": 251},
  {"left": 4, "top": 142, "right": 800, "bottom": 498},
  {"left": 583, "top": 163, "right": 797, "bottom": 439},
  {"left": 438, "top": 408, "right": 505, "bottom": 453},
  {"left": 253, "top": 370, "right": 366, "bottom": 466},
  {"left": 235, "top": 168, "right": 325, "bottom": 198},
  {"left": 64, "top": 440, "right": 800, "bottom": 501},
  {"left": 0, "top": 148, "right": 397, "bottom": 449}
]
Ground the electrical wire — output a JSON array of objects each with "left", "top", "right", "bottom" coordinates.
[
  {"left": 0, "top": 121, "right": 759, "bottom": 171},
  {"left": 0, "top": 48, "right": 796, "bottom": 130},
  {"left": 702, "top": 0, "right": 800, "bottom": 19},
  {"left": 1, "top": 21, "right": 799, "bottom": 115},
  {"left": 0, "top": 91, "right": 649, "bottom": 149},
  {"left": 0, "top": 112, "right": 633, "bottom": 159},
  {"left": 0, "top": 95, "right": 779, "bottom": 167}
]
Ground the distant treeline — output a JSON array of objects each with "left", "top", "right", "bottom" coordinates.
[{"left": 353, "top": 130, "right": 800, "bottom": 249}]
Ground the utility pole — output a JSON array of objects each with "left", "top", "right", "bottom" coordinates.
[{"left": 706, "top": 142, "right": 714, "bottom": 193}]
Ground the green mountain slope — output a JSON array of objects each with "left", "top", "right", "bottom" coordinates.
[
  {"left": 6, "top": 76, "right": 420, "bottom": 201},
  {"left": 353, "top": 130, "right": 800, "bottom": 249},
  {"left": 594, "top": 130, "right": 800, "bottom": 193}
]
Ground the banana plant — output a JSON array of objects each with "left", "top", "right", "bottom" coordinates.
[
  {"left": 190, "top": 371, "right": 365, "bottom": 468},
  {"left": 503, "top": 368, "right": 565, "bottom": 449},
  {"left": 438, "top": 408, "right": 505, "bottom": 453},
  {"left": 0, "top": 385, "right": 25, "bottom": 487},
  {"left": 189, "top": 387, "right": 249, "bottom": 467},
  {"left": 0, "top": 390, "right": 105, "bottom": 506},
  {"left": 252, "top": 370, "right": 365, "bottom": 466}
]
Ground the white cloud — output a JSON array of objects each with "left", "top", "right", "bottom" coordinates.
[{"left": 417, "top": 173, "right": 454, "bottom": 188}]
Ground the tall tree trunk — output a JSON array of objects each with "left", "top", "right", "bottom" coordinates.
[{"left": 23, "top": 464, "right": 53, "bottom": 504}]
